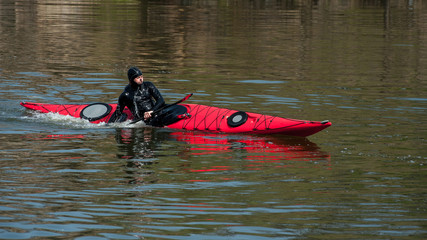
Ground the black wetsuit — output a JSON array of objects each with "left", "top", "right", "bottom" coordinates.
[{"left": 115, "top": 81, "right": 165, "bottom": 122}]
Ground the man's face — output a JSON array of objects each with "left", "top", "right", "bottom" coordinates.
[{"left": 133, "top": 75, "right": 143, "bottom": 85}]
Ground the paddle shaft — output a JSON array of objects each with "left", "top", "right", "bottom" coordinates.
[{"left": 130, "top": 93, "right": 193, "bottom": 124}]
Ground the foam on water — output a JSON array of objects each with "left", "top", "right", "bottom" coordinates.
[{"left": 22, "top": 112, "right": 147, "bottom": 129}]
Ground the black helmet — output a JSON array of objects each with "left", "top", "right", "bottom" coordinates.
[{"left": 127, "top": 67, "right": 143, "bottom": 82}]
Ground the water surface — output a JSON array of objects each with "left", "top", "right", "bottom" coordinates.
[{"left": 1, "top": 0, "right": 426, "bottom": 239}]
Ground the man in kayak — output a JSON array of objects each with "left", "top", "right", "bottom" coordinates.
[{"left": 114, "top": 66, "right": 165, "bottom": 124}]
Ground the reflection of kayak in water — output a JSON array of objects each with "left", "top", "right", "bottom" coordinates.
[
  {"left": 170, "top": 131, "right": 331, "bottom": 166},
  {"left": 116, "top": 129, "right": 331, "bottom": 184},
  {"left": 20, "top": 101, "right": 331, "bottom": 137}
]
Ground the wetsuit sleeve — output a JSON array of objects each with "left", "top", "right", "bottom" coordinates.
[
  {"left": 115, "top": 92, "right": 127, "bottom": 115},
  {"left": 148, "top": 82, "right": 165, "bottom": 111}
]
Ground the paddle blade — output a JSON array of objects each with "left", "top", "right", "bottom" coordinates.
[{"left": 179, "top": 93, "right": 193, "bottom": 103}]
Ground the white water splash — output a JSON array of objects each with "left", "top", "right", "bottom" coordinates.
[{"left": 22, "top": 112, "right": 147, "bottom": 129}]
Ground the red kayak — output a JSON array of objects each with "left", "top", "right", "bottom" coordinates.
[{"left": 20, "top": 101, "right": 331, "bottom": 137}]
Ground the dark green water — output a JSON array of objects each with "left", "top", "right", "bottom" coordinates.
[{"left": 1, "top": 0, "right": 426, "bottom": 239}]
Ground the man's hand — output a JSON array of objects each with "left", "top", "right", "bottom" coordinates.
[{"left": 144, "top": 111, "right": 153, "bottom": 120}]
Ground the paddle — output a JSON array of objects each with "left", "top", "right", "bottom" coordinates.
[{"left": 129, "top": 93, "right": 193, "bottom": 124}]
